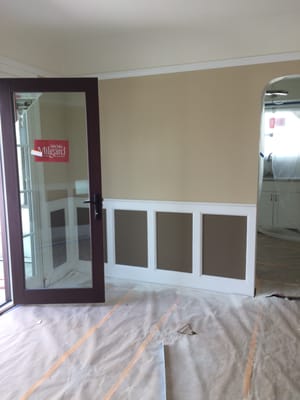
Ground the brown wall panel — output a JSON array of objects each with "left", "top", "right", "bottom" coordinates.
[
  {"left": 77, "top": 207, "right": 91, "bottom": 261},
  {"left": 202, "top": 214, "right": 247, "bottom": 279},
  {"left": 76, "top": 207, "right": 107, "bottom": 262},
  {"left": 156, "top": 212, "right": 192, "bottom": 273},
  {"left": 115, "top": 210, "right": 148, "bottom": 267},
  {"left": 50, "top": 209, "right": 67, "bottom": 268}
]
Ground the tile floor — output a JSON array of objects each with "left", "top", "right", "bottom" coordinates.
[{"left": 256, "top": 231, "right": 300, "bottom": 296}]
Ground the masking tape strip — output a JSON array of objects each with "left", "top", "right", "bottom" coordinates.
[
  {"left": 242, "top": 307, "right": 263, "bottom": 400},
  {"left": 103, "top": 302, "right": 177, "bottom": 400},
  {"left": 21, "top": 291, "right": 133, "bottom": 400}
]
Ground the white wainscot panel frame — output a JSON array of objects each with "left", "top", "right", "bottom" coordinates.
[{"left": 103, "top": 199, "right": 257, "bottom": 296}]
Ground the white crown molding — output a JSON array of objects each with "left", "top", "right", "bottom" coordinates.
[
  {"left": 0, "top": 56, "right": 53, "bottom": 78},
  {"left": 98, "top": 52, "right": 300, "bottom": 80},
  {"left": 1, "top": 51, "right": 300, "bottom": 80}
]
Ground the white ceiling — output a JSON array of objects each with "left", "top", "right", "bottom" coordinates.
[{"left": 0, "top": 0, "right": 300, "bottom": 76}]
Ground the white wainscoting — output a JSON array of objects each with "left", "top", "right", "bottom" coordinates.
[
  {"left": 103, "top": 199, "right": 257, "bottom": 296},
  {"left": 41, "top": 198, "right": 75, "bottom": 287},
  {"left": 42, "top": 197, "right": 92, "bottom": 288}
]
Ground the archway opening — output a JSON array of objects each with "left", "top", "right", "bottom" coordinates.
[{"left": 256, "top": 75, "right": 300, "bottom": 297}]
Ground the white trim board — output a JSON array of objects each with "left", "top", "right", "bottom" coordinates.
[
  {"left": 98, "top": 52, "right": 300, "bottom": 80},
  {"left": 1, "top": 51, "right": 299, "bottom": 80},
  {"left": 103, "top": 199, "right": 257, "bottom": 296}
]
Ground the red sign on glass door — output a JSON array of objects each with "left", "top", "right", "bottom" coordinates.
[{"left": 33, "top": 140, "right": 69, "bottom": 162}]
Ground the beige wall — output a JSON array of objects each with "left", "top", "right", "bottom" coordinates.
[
  {"left": 39, "top": 93, "right": 88, "bottom": 200},
  {"left": 99, "top": 60, "right": 300, "bottom": 204},
  {"left": 65, "top": 103, "right": 88, "bottom": 190},
  {"left": 39, "top": 95, "right": 68, "bottom": 196}
]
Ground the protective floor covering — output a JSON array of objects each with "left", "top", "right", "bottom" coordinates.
[{"left": 0, "top": 278, "right": 299, "bottom": 400}]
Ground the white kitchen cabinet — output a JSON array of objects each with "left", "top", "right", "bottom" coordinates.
[
  {"left": 257, "top": 190, "right": 278, "bottom": 228},
  {"left": 277, "top": 191, "right": 300, "bottom": 229},
  {"left": 258, "top": 180, "right": 300, "bottom": 230}
]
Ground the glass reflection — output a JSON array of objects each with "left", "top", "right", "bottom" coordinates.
[{"left": 15, "top": 92, "right": 92, "bottom": 289}]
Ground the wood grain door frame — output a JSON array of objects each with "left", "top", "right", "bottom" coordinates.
[{"left": 0, "top": 78, "right": 105, "bottom": 304}]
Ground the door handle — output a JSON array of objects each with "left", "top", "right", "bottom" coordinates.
[{"left": 84, "top": 193, "right": 102, "bottom": 219}]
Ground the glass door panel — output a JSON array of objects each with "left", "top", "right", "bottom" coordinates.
[
  {"left": 0, "top": 77, "right": 104, "bottom": 304},
  {"left": 14, "top": 92, "right": 93, "bottom": 290}
]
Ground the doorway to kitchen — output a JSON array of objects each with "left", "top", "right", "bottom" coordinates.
[{"left": 256, "top": 75, "right": 300, "bottom": 296}]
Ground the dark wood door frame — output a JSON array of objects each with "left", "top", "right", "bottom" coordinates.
[
  {"left": 0, "top": 150, "right": 11, "bottom": 306},
  {"left": 0, "top": 78, "right": 105, "bottom": 304}
]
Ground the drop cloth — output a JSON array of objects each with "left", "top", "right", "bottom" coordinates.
[{"left": 0, "top": 278, "right": 299, "bottom": 399}]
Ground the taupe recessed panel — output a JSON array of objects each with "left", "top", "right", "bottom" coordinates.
[
  {"left": 202, "top": 214, "right": 246, "bottom": 280},
  {"left": 115, "top": 210, "right": 148, "bottom": 268},
  {"left": 76, "top": 208, "right": 107, "bottom": 263},
  {"left": 156, "top": 212, "right": 192, "bottom": 273},
  {"left": 77, "top": 207, "right": 91, "bottom": 261},
  {"left": 50, "top": 209, "right": 67, "bottom": 268}
]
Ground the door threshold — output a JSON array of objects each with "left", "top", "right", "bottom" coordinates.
[{"left": 0, "top": 301, "right": 14, "bottom": 315}]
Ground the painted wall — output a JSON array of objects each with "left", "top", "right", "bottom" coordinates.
[
  {"left": 99, "top": 60, "right": 300, "bottom": 204},
  {"left": 38, "top": 93, "right": 88, "bottom": 201},
  {"left": 39, "top": 94, "right": 68, "bottom": 198}
]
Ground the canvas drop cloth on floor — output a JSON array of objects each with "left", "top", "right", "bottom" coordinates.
[
  {"left": 164, "top": 297, "right": 300, "bottom": 399},
  {"left": 0, "top": 278, "right": 299, "bottom": 399}
]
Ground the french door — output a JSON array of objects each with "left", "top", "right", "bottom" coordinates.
[{"left": 0, "top": 78, "right": 105, "bottom": 304}]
